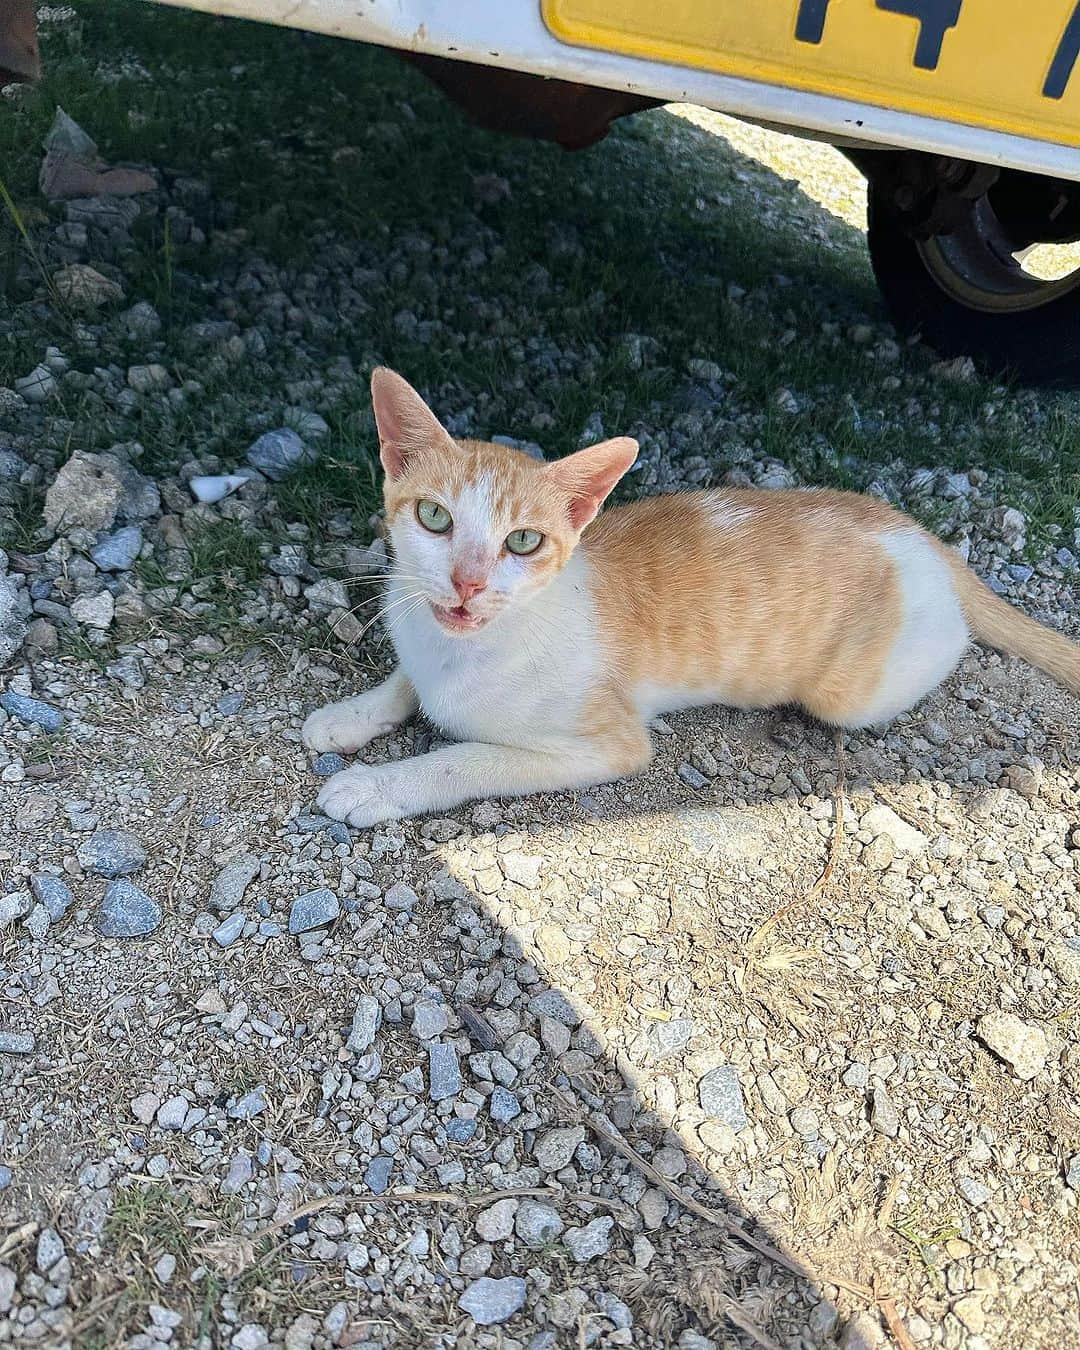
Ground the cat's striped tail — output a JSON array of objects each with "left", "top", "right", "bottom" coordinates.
[{"left": 947, "top": 555, "right": 1080, "bottom": 694}]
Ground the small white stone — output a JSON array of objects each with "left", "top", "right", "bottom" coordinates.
[{"left": 189, "top": 474, "right": 247, "bottom": 504}]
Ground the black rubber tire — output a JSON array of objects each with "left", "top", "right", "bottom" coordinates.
[{"left": 866, "top": 187, "right": 1080, "bottom": 387}]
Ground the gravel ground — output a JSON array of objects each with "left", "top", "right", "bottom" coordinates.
[{"left": 1, "top": 7, "right": 1079, "bottom": 1349}]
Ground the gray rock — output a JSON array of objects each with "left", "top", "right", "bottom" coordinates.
[
  {"left": 870, "top": 1087, "right": 900, "bottom": 1138},
  {"left": 412, "top": 999, "right": 449, "bottom": 1040},
  {"left": 16, "top": 365, "right": 57, "bottom": 403},
  {"left": 122, "top": 300, "right": 162, "bottom": 340},
  {"left": 958, "top": 1176, "right": 991, "bottom": 1207},
  {"left": 0, "top": 1166, "right": 11, "bottom": 1190},
  {"left": 646, "top": 1017, "right": 695, "bottom": 1060},
  {"left": 0, "top": 892, "right": 32, "bottom": 927},
  {"left": 515, "top": 1200, "right": 564, "bottom": 1248},
  {"left": 127, "top": 363, "right": 170, "bottom": 395},
  {"left": 489, "top": 1086, "right": 521, "bottom": 1122},
  {"left": 216, "top": 691, "right": 245, "bottom": 716},
  {"left": 221, "top": 1153, "right": 254, "bottom": 1195},
  {"left": 105, "top": 654, "right": 145, "bottom": 689},
  {"left": 44, "top": 106, "right": 98, "bottom": 157},
  {"left": 71, "top": 589, "right": 114, "bottom": 629},
  {"left": 0, "top": 1266, "right": 14, "bottom": 1314},
  {"left": 446, "top": 1117, "right": 477, "bottom": 1144},
  {"left": 500, "top": 851, "right": 542, "bottom": 889},
  {"left": 365, "top": 1155, "right": 393, "bottom": 1194},
  {"left": 130, "top": 1092, "right": 160, "bottom": 1124},
  {"left": 210, "top": 854, "right": 261, "bottom": 912},
  {"left": 860, "top": 804, "right": 928, "bottom": 855},
  {"left": 346, "top": 995, "right": 382, "bottom": 1053},
  {"left": 246, "top": 428, "right": 315, "bottom": 481},
  {"left": 0, "top": 1031, "right": 36, "bottom": 1055},
  {"left": 304, "top": 578, "right": 350, "bottom": 610},
  {"left": 563, "top": 1217, "right": 613, "bottom": 1262},
  {"left": 843, "top": 1062, "right": 869, "bottom": 1090},
  {"left": 112, "top": 458, "right": 161, "bottom": 522},
  {"left": 0, "top": 566, "right": 29, "bottom": 666},
  {"left": 312, "top": 752, "right": 346, "bottom": 777},
  {"left": 678, "top": 762, "right": 709, "bottom": 790},
  {"left": 156, "top": 1096, "right": 189, "bottom": 1130},
  {"left": 428, "top": 1042, "right": 462, "bottom": 1101},
  {"left": 25, "top": 903, "right": 49, "bottom": 940},
  {"left": 459, "top": 1276, "right": 527, "bottom": 1326},
  {"left": 44, "top": 450, "right": 124, "bottom": 532},
  {"left": 976, "top": 1011, "right": 1049, "bottom": 1081},
  {"left": 91, "top": 525, "right": 142, "bottom": 572},
  {"left": 0, "top": 449, "right": 28, "bottom": 480},
  {"left": 475, "top": 1198, "right": 518, "bottom": 1241},
  {"left": 78, "top": 829, "right": 147, "bottom": 877},
  {"left": 534, "top": 1125, "right": 585, "bottom": 1172},
  {"left": 1, "top": 690, "right": 64, "bottom": 732},
  {"left": 212, "top": 913, "right": 246, "bottom": 948},
  {"left": 284, "top": 408, "right": 329, "bottom": 441},
  {"left": 36, "top": 1227, "right": 65, "bottom": 1274},
  {"left": 526, "top": 989, "right": 582, "bottom": 1026},
  {"left": 1066, "top": 1155, "right": 1080, "bottom": 1191},
  {"left": 96, "top": 880, "right": 161, "bottom": 937},
  {"left": 699, "top": 1066, "right": 748, "bottom": 1130},
  {"left": 385, "top": 882, "right": 419, "bottom": 912},
  {"left": 288, "top": 888, "right": 340, "bottom": 934},
  {"left": 671, "top": 805, "right": 771, "bottom": 863},
  {"left": 229, "top": 1087, "right": 267, "bottom": 1120}
]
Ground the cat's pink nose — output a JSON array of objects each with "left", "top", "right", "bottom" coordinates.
[{"left": 451, "top": 572, "right": 487, "bottom": 603}]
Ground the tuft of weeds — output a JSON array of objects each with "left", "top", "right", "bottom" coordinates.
[
  {"left": 0, "top": 483, "right": 46, "bottom": 552},
  {"left": 891, "top": 1210, "right": 962, "bottom": 1280},
  {"left": 187, "top": 520, "right": 265, "bottom": 588},
  {"left": 107, "top": 1182, "right": 196, "bottom": 1260}
]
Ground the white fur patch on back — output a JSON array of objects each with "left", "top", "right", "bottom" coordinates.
[
  {"left": 851, "top": 529, "right": 969, "bottom": 727},
  {"left": 704, "top": 492, "right": 755, "bottom": 531}
]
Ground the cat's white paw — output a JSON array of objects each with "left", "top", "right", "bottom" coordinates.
[
  {"left": 302, "top": 697, "right": 385, "bottom": 754},
  {"left": 316, "top": 763, "right": 423, "bottom": 828}
]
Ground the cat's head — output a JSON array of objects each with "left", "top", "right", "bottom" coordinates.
[{"left": 371, "top": 367, "right": 638, "bottom": 635}]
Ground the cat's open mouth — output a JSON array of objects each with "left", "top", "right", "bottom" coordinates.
[{"left": 431, "top": 602, "right": 488, "bottom": 633}]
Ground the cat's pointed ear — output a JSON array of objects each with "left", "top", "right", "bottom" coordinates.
[
  {"left": 370, "top": 367, "right": 455, "bottom": 479},
  {"left": 549, "top": 437, "right": 638, "bottom": 530}
]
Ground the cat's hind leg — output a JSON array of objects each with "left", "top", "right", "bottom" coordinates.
[
  {"left": 302, "top": 667, "right": 418, "bottom": 754},
  {"left": 803, "top": 529, "right": 969, "bottom": 730}
]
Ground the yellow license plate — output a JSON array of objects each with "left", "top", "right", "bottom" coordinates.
[{"left": 542, "top": 0, "right": 1080, "bottom": 148}]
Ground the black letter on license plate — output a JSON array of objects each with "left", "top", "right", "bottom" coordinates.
[
  {"left": 875, "top": 0, "right": 963, "bottom": 70},
  {"left": 795, "top": 0, "right": 832, "bottom": 43},
  {"left": 1044, "top": 2, "right": 1080, "bottom": 98}
]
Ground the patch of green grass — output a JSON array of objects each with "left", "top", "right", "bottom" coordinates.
[
  {"left": 0, "top": 483, "right": 45, "bottom": 551},
  {"left": 56, "top": 629, "right": 114, "bottom": 667},
  {"left": 107, "top": 1181, "right": 195, "bottom": 1259},
  {"left": 274, "top": 454, "right": 381, "bottom": 538},
  {"left": 24, "top": 729, "right": 68, "bottom": 765},
  {"left": 188, "top": 520, "right": 264, "bottom": 587}
]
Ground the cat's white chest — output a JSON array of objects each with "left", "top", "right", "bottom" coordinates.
[{"left": 385, "top": 558, "right": 600, "bottom": 747}]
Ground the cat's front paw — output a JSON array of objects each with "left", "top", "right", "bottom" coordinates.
[
  {"left": 302, "top": 698, "right": 380, "bottom": 754},
  {"left": 316, "top": 763, "right": 422, "bottom": 828}
]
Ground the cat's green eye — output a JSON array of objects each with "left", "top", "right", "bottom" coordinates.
[
  {"left": 506, "top": 528, "right": 544, "bottom": 557},
  {"left": 417, "top": 499, "right": 452, "bottom": 533}
]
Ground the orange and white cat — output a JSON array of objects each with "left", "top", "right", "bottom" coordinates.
[{"left": 303, "top": 368, "right": 1079, "bottom": 827}]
